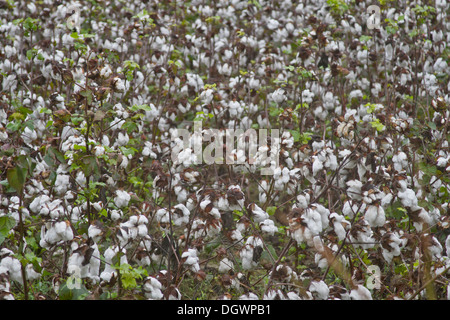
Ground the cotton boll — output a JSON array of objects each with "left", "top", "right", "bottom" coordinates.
[
  {"left": 329, "top": 212, "right": 349, "bottom": 241},
  {"left": 143, "top": 277, "right": 163, "bottom": 300},
  {"left": 365, "top": 205, "right": 386, "bottom": 228},
  {"left": 398, "top": 188, "right": 418, "bottom": 208},
  {"left": 114, "top": 190, "right": 131, "bottom": 208},
  {"left": 346, "top": 180, "right": 363, "bottom": 200},
  {"left": 100, "top": 246, "right": 127, "bottom": 283},
  {"left": 0, "top": 256, "right": 23, "bottom": 283},
  {"left": 218, "top": 258, "right": 234, "bottom": 274},
  {"left": 240, "top": 236, "right": 263, "bottom": 270},
  {"left": 88, "top": 224, "right": 103, "bottom": 241},
  {"left": 181, "top": 248, "right": 200, "bottom": 273},
  {"left": 54, "top": 174, "right": 70, "bottom": 195},
  {"left": 248, "top": 203, "right": 269, "bottom": 223},
  {"left": 446, "top": 235, "right": 450, "bottom": 257},
  {"left": 260, "top": 219, "right": 278, "bottom": 236},
  {"left": 54, "top": 221, "right": 74, "bottom": 241},
  {"left": 272, "top": 88, "right": 286, "bottom": 104},
  {"left": 381, "top": 232, "right": 404, "bottom": 263},
  {"left": 239, "top": 292, "right": 259, "bottom": 300},
  {"left": 349, "top": 285, "right": 372, "bottom": 300},
  {"left": 309, "top": 280, "right": 329, "bottom": 300}
]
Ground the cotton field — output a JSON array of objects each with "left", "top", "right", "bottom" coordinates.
[{"left": 0, "top": 0, "right": 449, "bottom": 300}]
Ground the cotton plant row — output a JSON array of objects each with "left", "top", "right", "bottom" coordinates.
[{"left": 0, "top": 0, "right": 449, "bottom": 300}]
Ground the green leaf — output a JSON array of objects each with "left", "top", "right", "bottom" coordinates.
[
  {"left": 266, "top": 206, "right": 277, "bottom": 216},
  {"left": 7, "top": 167, "right": 27, "bottom": 194},
  {"left": 0, "top": 215, "right": 16, "bottom": 245},
  {"left": 370, "top": 118, "right": 385, "bottom": 132},
  {"left": 129, "top": 104, "right": 153, "bottom": 112}
]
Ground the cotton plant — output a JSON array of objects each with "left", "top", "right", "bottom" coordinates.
[{"left": 0, "top": 0, "right": 449, "bottom": 301}]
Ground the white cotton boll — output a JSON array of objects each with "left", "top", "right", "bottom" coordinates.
[
  {"left": 54, "top": 174, "right": 70, "bottom": 195},
  {"left": 330, "top": 212, "right": 349, "bottom": 241},
  {"left": 239, "top": 292, "right": 259, "bottom": 300},
  {"left": 250, "top": 204, "right": 269, "bottom": 223},
  {"left": 0, "top": 257, "right": 22, "bottom": 283},
  {"left": 101, "top": 246, "right": 127, "bottom": 282},
  {"left": 347, "top": 180, "right": 362, "bottom": 200},
  {"left": 143, "top": 277, "right": 163, "bottom": 300},
  {"left": 231, "top": 229, "right": 243, "bottom": 242},
  {"left": 260, "top": 219, "right": 278, "bottom": 236},
  {"left": 393, "top": 151, "right": 408, "bottom": 172},
  {"left": 240, "top": 237, "right": 262, "bottom": 270},
  {"left": 94, "top": 145, "right": 105, "bottom": 156},
  {"left": 173, "top": 204, "right": 190, "bottom": 226},
  {"left": 218, "top": 258, "right": 234, "bottom": 273},
  {"left": 267, "top": 18, "right": 280, "bottom": 30},
  {"left": 55, "top": 221, "right": 74, "bottom": 241},
  {"left": 349, "top": 285, "right": 372, "bottom": 300},
  {"left": 398, "top": 188, "right": 418, "bottom": 208},
  {"left": 22, "top": 127, "right": 37, "bottom": 145},
  {"left": 365, "top": 205, "right": 386, "bottom": 228},
  {"left": 445, "top": 235, "right": 450, "bottom": 257},
  {"left": 312, "top": 156, "right": 324, "bottom": 176},
  {"left": 25, "top": 263, "right": 41, "bottom": 281},
  {"left": 116, "top": 132, "right": 129, "bottom": 147},
  {"left": 264, "top": 289, "right": 286, "bottom": 300},
  {"left": 287, "top": 292, "right": 301, "bottom": 300},
  {"left": 381, "top": 233, "right": 403, "bottom": 263},
  {"left": 381, "top": 192, "right": 393, "bottom": 208},
  {"left": 182, "top": 249, "right": 200, "bottom": 273},
  {"left": 303, "top": 208, "right": 323, "bottom": 236},
  {"left": 114, "top": 190, "right": 131, "bottom": 208},
  {"left": 156, "top": 208, "right": 170, "bottom": 225},
  {"left": 309, "top": 280, "right": 329, "bottom": 300},
  {"left": 75, "top": 171, "right": 86, "bottom": 187},
  {"left": 88, "top": 224, "right": 103, "bottom": 241},
  {"left": 137, "top": 224, "right": 148, "bottom": 237},
  {"left": 272, "top": 88, "right": 286, "bottom": 104},
  {"left": 110, "top": 209, "right": 122, "bottom": 221},
  {"left": 29, "top": 195, "right": 51, "bottom": 214}
]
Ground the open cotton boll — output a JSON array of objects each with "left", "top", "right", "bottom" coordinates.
[
  {"left": 239, "top": 292, "right": 260, "bottom": 300},
  {"left": 100, "top": 246, "right": 127, "bottom": 282},
  {"left": 346, "top": 180, "right": 363, "bottom": 200},
  {"left": 218, "top": 258, "right": 234, "bottom": 274},
  {"left": 272, "top": 88, "right": 286, "bottom": 104},
  {"left": 181, "top": 248, "right": 200, "bottom": 273},
  {"left": 54, "top": 221, "right": 74, "bottom": 241},
  {"left": 329, "top": 212, "right": 349, "bottom": 241},
  {"left": 143, "top": 277, "right": 163, "bottom": 300},
  {"left": 54, "top": 174, "right": 70, "bottom": 195},
  {"left": 0, "top": 256, "right": 23, "bottom": 283},
  {"left": 309, "top": 280, "right": 329, "bottom": 300},
  {"left": 172, "top": 204, "right": 190, "bottom": 226},
  {"left": 398, "top": 188, "right": 418, "bottom": 208},
  {"left": 248, "top": 203, "right": 269, "bottom": 223},
  {"left": 365, "top": 205, "right": 386, "bottom": 228},
  {"left": 114, "top": 190, "right": 131, "bottom": 208},
  {"left": 446, "top": 235, "right": 450, "bottom": 257},
  {"left": 240, "top": 236, "right": 263, "bottom": 270},
  {"left": 260, "top": 219, "right": 278, "bottom": 236},
  {"left": 349, "top": 285, "right": 372, "bottom": 300},
  {"left": 381, "top": 232, "right": 404, "bottom": 263}
]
